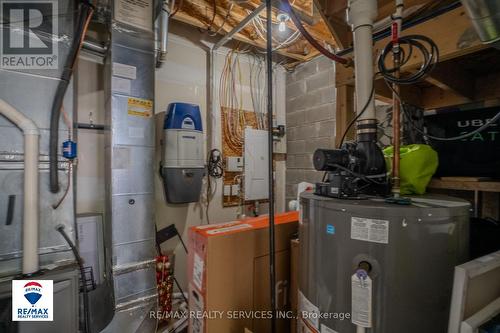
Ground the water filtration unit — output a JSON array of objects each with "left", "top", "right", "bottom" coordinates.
[
  {"left": 298, "top": 193, "right": 470, "bottom": 333},
  {"left": 161, "top": 102, "right": 205, "bottom": 204}
]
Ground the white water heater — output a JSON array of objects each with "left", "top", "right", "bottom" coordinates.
[{"left": 161, "top": 102, "right": 205, "bottom": 203}]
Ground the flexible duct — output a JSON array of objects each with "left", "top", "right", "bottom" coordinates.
[{"left": 0, "top": 99, "right": 40, "bottom": 275}]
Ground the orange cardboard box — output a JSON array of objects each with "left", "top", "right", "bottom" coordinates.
[{"left": 187, "top": 212, "right": 299, "bottom": 333}]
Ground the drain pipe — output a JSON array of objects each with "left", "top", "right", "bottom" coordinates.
[
  {"left": 347, "top": 0, "right": 378, "bottom": 121},
  {"left": 0, "top": 99, "right": 40, "bottom": 274}
]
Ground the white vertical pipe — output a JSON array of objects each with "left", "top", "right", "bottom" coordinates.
[
  {"left": 23, "top": 134, "right": 39, "bottom": 274},
  {"left": 0, "top": 99, "right": 40, "bottom": 274},
  {"left": 159, "top": 1, "right": 170, "bottom": 62},
  {"left": 356, "top": 326, "right": 366, "bottom": 333},
  {"left": 347, "top": 0, "right": 378, "bottom": 120}
]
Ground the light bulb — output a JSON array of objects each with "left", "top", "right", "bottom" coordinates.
[{"left": 279, "top": 20, "right": 286, "bottom": 32}]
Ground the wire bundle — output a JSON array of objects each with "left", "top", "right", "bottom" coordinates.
[
  {"left": 219, "top": 50, "right": 247, "bottom": 152},
  {"left": 207, "top": 149, "right": 223, "bottom": 179},
  {"left": 378, "top": 34, "right": 439, "bottom": 85},
  {"left": 249, "top": 56, "right": 267, "bottom": 129}
]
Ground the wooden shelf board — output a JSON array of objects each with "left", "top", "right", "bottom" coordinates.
[{"left": 428, "top": 178, "right": 500, "bottom": 192}]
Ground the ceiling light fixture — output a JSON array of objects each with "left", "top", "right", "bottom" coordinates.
[{"left": 277, "top": 12, "right": 289, "bottom": 32}]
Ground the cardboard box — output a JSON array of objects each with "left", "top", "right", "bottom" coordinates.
[{"left": 187, "top": 212, "right": 299, "bottom": 333}]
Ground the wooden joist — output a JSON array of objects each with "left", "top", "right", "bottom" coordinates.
[
  {"left": 336, "top": 6, "right": 486, "bottom": 86},
  {"left": 171, "top": 0, "right": 338, "bottom": 62}
]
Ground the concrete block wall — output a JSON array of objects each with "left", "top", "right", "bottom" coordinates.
[{"left": 286, "top": 56, "right": 336, "bottom": 203}]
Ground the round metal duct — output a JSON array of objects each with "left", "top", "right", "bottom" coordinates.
[{"left": 462, "top": 0, "right": 500, "bottom": 44}]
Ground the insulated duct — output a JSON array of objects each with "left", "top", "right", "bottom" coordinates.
[
  {"left": 100, "top": 0, "right": 158, "bottom": 331},
  {"left": 461, "top": 0, "right": 500, "bottom": 44}
]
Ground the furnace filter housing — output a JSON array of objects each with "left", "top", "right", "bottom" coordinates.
[
  {"left": 162, "top": 103, "right": 205, "bottom": 203},
  {"left": 299, "top": 192, "right": 470, "bottom": 333}
]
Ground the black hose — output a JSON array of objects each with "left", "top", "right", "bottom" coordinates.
[
  {"left": 56, "top": 224, "right": 91, "bottom": 333},
  {"left": 378, "top": 35, "right": 439, "bottom": 85},
  {"left": 49, "top": 2, "right": 93, "bottom": 193},
  {"left": 338, "top": 84, "right": 376, "bottom": 148}
]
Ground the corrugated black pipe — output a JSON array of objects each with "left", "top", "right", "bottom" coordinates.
[
  {"left": 266, "top": 0, "right": 277, "bottom": 332},
  {"left": 49, "top": 2, "right": 93, "bottom": 193}
]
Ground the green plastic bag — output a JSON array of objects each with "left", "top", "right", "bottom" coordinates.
[{"left": 383, "top": 144, "right": 438, "bottom": 195}]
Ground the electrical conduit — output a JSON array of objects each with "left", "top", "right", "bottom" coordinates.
[{"left": 0, "top": 99, "right": 40, "bottom": 274}]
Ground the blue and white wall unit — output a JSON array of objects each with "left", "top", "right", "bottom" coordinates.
[{"left": 161, "top": 102, "right": 205, "bottom": 204}]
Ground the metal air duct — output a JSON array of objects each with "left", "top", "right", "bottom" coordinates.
[
  {"left": 100, "top": 0, "right": 158, "bottom": 331},
  {"left": 461, "top": 0, "right": 500, "bottom": 44}
]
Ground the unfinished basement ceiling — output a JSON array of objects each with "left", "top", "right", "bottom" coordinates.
[
  {"left": 170, "top": 0, "right": 338, "bottom": 64},
  {"left": 169, "top": 0, "right": 461, "bottom": 67}
]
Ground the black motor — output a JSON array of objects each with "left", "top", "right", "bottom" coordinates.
[{"left": 313, "top": 119, "right": 389, "bottom": 199}]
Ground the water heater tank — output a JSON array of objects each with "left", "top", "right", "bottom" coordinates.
[{"left": 298, "top": 192, "right": 470, "bottom": 333}]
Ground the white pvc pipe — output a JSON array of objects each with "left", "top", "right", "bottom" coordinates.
[
  {"left": 157, "top": 1, "right": 170, "bottom": 66},
  {"left": 0, "top": 99, "right": 40, "bottom": 274},
  {"left": 356, "top": 326, "right": 366, "bottom": 333},
  {"left": 347, "top": 0, "right": 378, "bottom": 120}
]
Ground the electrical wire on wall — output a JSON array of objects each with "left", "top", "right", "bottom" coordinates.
[
  {"left": 249, "top": 55, "right": 267, "bottom": 129},
  {"left": 220, "top": 49, "right": 246, "bottom": 153},
  {"left": 206, "top": 149, "right": 223, "bottom": 224}
]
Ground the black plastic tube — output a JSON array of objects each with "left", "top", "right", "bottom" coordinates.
[
  {"left": 56, "top": 224, "right": 91, "bottom": 333},
  {"left": 49, "top": 2, "right": 92, "bottom": 193},
  {"left": 266, "top": 1, "right": 277, "bottom": 332}
]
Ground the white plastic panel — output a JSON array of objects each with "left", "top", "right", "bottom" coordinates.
[{"left": 244, "top": 128, "right": 269, "bottom": 201}]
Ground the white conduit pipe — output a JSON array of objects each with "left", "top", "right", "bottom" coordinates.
[
  {"left": 158, "top": 1, "right": 170, "bottom": 65},
  {"left": 0, "top": 99, "right": 40, "bottom": 274},
  {"left": 347, "top": 0, "right": 378, "bottom": 120},
  {"left": 356, "top": 326, "right": 366, "bottom": 333}
]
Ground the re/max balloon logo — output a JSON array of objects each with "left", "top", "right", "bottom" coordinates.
[{"left": 12, "top": 280, "right": 53, "bottom": 321}]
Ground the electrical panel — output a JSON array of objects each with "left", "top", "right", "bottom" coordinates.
[{"left": 244, "top": 128, "right": 269, "bottom": 201}]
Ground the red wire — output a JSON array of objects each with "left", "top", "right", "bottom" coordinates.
[{"left": 281, "top": 0, "right": 349, "bottom": 65}]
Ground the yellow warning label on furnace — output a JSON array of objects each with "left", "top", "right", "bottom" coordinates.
[{"left": 127, "top": 97, "right": 153, "bottom": 118}]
